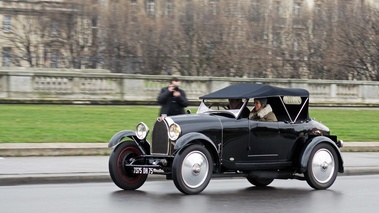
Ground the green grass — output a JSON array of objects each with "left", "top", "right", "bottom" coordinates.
[
  {"left": 0, "top": 105, "right": 161, "bottom": 143},
  {"left": 0, "top": 105, "right": 378, "bottom": 143},
  {"left": 309, "top": 108, "right": 379, "bottom": 142}
]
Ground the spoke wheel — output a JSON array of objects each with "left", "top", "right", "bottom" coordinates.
[
  {"left": 305, "top": 143, "right": 338, "bottom": 190},
  {"left": 109, "top": 141, "right": 147, "bottom": 190},
  {"left": 172, "top": 144, "right": 213, "bottom": 195}
]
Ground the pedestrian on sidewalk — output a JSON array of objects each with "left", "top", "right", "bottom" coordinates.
[{"left": 157, "top": 77, "right": 189, "bottom": 118}]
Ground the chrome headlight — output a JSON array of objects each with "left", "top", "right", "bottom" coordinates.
[
  {"left": 168, "top": 123, "right": 181, "bottom": 141},
  {"left": 136, "top": 122, "right": 149, "bottom": 140}
]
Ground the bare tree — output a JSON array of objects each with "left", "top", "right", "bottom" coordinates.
[
  {"left": 0, "top": 6, "right": 46, "bottom": 67},
  {"left": 97, "top": 1, "right": 140, "bottom": 73},
  {"left": 335, "top": 2, "right": 379, "bottom": 81}
]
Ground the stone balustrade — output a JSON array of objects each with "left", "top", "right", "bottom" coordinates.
[{"left": 0, "top": 68, "right": 378, "bottom": 106}]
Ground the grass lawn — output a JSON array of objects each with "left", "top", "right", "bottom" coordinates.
[{"left": 0, "top": 105, "right": 378, "bottom": 143}]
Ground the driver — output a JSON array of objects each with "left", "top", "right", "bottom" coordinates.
[
  {"left": 228, "top": 99, "right": 250, "bottom": 118},
  {"left": 249, "top": 98, "right": 277, "bottom": 121}
]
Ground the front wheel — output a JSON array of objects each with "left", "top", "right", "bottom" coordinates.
[
  {"left": 172, "top": 144, "right": 213, "bottom": 195},
  {"left": 304, "top": 143, "right": 338, "bottom": 190},
  {"left": 109, "top": 141, "right": 148, "bottom": 190}
]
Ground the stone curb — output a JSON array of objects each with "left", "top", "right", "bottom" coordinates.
[
  {"left": 1, "top": 142, "right": 379, "bottom": 157},
  {"left": 0, "top": 143, "right": 110, "bottom": 157}
]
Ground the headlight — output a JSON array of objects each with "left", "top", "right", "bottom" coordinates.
[
  {"left": 136, "top": 122, "right": 149, "bottom": 140},
  {"left": 168, "top": 123, "right": 181, "bottom": 141}
]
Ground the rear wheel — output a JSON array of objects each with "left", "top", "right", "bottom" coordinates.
[
  {"left": 109, "top": 141, "right": 148, "bottom": 190},
  {"left": 305, "top": 143, "right": 338, "bottom": 190},
  {"left": 172, "top": 144, "right": 213, "bottom": 195},
  {"left": 246, "top": 177, "right": 274, "bottom": 187}
]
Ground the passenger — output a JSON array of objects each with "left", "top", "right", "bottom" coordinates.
[
  {"left": 228, "top": 99, "right": 250, "bottom": 118},
  {"left": 249, "top": 98, "right": 277, "bottom": 122}
]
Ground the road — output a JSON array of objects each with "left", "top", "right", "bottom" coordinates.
[
  {"left": 2, "top": 152, "right": 379, "bottom": 186},
  {"left": 1, "top": 175, "right": 378, "bottom": 213}
]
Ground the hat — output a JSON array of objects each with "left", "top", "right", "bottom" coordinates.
[{"left": 256, "top": 98, "right": 267, "bottom": 106}]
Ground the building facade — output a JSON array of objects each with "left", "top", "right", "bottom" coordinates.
[{"left": 0, "top": 0, "right": 378, "bottom": 79}]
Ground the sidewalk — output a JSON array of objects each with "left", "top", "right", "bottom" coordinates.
[
  {"left": 1, "top": 153, "right": 379, "bottom": 186},
  {"left": 1, "top": 142, "right": 379, "bottom": 157},
  {"left": 1, "top": 142, "right": 379, "bottom": 186}
]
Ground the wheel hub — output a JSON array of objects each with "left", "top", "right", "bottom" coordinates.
[
  {"left": 321, "top": 161, "right": 329, "bottom": 170},
  {"left": 192, "top": 163, "right": 201, "bottom": 175}
]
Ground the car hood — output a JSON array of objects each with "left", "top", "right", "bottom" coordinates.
[{"left": 168, "top": 113, "right": 223, "bottom": 136}]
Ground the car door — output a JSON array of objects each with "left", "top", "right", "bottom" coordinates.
[
  {"left": 248, "top": 120, "right": 281, "bottom": 161},
  {"left": 277, "top": 121, "right": 299, "bottom": 159},
  {"left": 221, "top": 117, "right": 250, "bottom": 162}
]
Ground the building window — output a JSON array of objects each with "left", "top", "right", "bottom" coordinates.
[
  {"left": 51, "top": 50, "right": 60, "bottom": 68},
  {"left": 293, "top": 2, "right": 301, "bottom": 17},
  {"left": 2, "top": 47, "right": 11, "bottom": 67},
  {"left": 314, "top": 4, "right": 322, "bottom": 29},
  {"left": 274, "top": 1, "right": 282, "bottom": 17},
  {"left": 51, "top": 21, "right": 60, "bottom": 36},
  {"left": 273, "top": 32, "right": 281, "bottom": 48},
  {"left": 165, "top": 0, "right": 174, "bottom": 16},
  {"left": 250, "top": 0, "right": 261, "bottom": 22},
  {"left": 131, "top": 0, "right": 138, "bottom": 22},
  {"left": 131, "top": 0, "right": 137, "bottom": 10},
  {"left": 3, "top": 15, "right": 11, "bottom": 32},
  {"left": 209, "top": 0, "right": 218, "bottom": 15},
  {"left": 293, "top": 33, "right": 301, "bottom": 58},
  {"left": 146, "top": 0, "right": 155, "bottom": 17}
]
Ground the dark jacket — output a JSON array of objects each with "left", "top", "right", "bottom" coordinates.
[{"left": 157, "top": 87, "right": 189, "bottom": 116}]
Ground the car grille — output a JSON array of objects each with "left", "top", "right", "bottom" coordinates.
[{"left": 151, "top": 119, "right": 169, "bottom": 154}]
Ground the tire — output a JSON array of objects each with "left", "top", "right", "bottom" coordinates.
[
  {"left": 172, "top": 144, "right": 213, "bottom": 195},
  {"left": 304, "top": 143, "right": 338, "bottom": 190},
  {"left": 109, "top": 141, "right": 148, "bottom": 190},
  {"left": 246, "top": 177, "right": 274, "bottom": 187}
]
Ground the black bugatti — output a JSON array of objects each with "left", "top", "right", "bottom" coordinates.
[{"left": 108, "top": 83, "right": 344, "bottom": 195}]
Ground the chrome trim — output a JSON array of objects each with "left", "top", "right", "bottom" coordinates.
[
  {"left": 181, "top": 150, "right": 210, "bottom": 189},
  {"left": 310, "top": 148, "right": 335, "bottom": 183}
]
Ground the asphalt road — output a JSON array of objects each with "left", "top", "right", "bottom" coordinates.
[
  {"left": 1, "top": 175, "right": 378, "bottom": 213},
  {"left": 1, "top": 152, "right": 379, "bottom": 186}
]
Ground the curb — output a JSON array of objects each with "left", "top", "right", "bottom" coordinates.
[
  {"left": 0, "top": 143, "right": 111, "bottom": 157},
  {"left": 1, "top": 142, "right": 379, "bottom": 157}
]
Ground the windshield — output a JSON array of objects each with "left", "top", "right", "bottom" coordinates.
[{"left": 196, "top": 99, "right": 248, "bottom": 118}]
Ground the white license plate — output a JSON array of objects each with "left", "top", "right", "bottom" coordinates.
[{"left": 133, "top": 167, "right": 154, "bottom": 174}]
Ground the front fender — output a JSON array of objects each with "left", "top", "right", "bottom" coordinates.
[
  {"left": 175, "top": 132, "right": 217, "bottom": 152},
  {"left": 108, "top": 130, "right": 137, "bottom": 148},
  {"left": 299, "top": 136, "right": 344, "bottom": 173}
]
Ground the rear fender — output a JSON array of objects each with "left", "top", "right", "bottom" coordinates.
[
  {"left": 108, "top": 130, "right": 150, "bottom": 155},
  {"left": 299, "top": 136, "right": 344, "bottom": 173}
]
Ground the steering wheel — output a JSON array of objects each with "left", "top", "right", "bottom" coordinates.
[{"left": 208, "top": 103, "right": 228, "bottom": 110}]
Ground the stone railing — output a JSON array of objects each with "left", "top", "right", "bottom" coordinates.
[{"left": 1, "top": 68, "right": 379, "bottom": 106}]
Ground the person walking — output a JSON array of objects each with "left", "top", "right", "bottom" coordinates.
[{"left": 157, "top": 77, "right": 189, "bottom": 117}]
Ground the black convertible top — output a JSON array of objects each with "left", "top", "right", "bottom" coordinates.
[{"left": 199, "top": 83, "right": 309, "bottom": 99}]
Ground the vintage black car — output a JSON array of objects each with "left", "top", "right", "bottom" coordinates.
[{"left": 108, "top": 83, "right": 344, "bottom": 195}]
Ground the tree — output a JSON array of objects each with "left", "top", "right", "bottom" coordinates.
[
  {"left": 335, "top": 2, "right": 379, "bottom": 80},
  {"left": 0, "top": 6, "right": 46, "bottom": 67}
]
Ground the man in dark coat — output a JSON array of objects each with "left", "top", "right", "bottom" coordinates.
[{"left": 157, "top": 77, "right": 189, "bottom": 117}]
